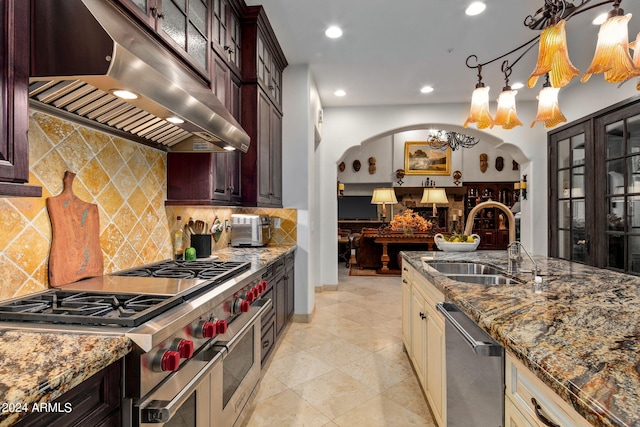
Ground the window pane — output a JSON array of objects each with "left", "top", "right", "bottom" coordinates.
[
  {"left": 572, "top": 200, "right": 585, "bottom": 229},
  {"left": 557, "top": 230, "right": 570, "bottom": 259},
  {"left": 163, "top": 1, "right": 187, "bottom": 50},
  {"left": 557, "top": 137, "right": 570, "bottom": 168},
  {"left": 627, "top": 156, "right": 640, "bottom": 193},
  {"left": 571, "top": 134, "right": 585, "bottom": 166},
  {"left": 188, "top": 23, "right": 207, "bottom": 69},
  {"left": 626, "top": 114, "right": 640, "bottom": 154},
  {"left": 558, "top": 200, "right": 570, "bottom": 228},
  {"left": 558, "top": 169, "right": 570, "bottom": 198},
  {"left": 132, "top": 0, "right": 147, "bottom": 12},
  {"left": 628, "top": 195, "right": 640, "bottom": 230},
  {"left": 571, "top": 166, "right": 584, "bottom": 197},
  {"left": 607, "top": 159, "right": 624, "bottom": 194},
  {"left": 607, "top": 234, "right": 624, "bottom": 269},
  {"left": 605, "top": 120, "right": 624, "bottom": 159},
  {"left": 572, "top": 230, "right": 587, "bottom": 263},
  {"left": 190, "top": 0, "right": 207, "bottom": 34},
  {"left": 607, "top": 196, "right": 625, "bottom": 231},
  {"left": 628, "top": 235, "right": 640, "bottom": 273}
]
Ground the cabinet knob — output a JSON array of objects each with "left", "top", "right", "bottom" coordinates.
[{"left": 419, "top": 312, "right": 426, "bottom": 320}]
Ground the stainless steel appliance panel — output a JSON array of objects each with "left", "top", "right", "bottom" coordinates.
[{"left": 437, "top": 303, "right": 504, "bottom": 427}]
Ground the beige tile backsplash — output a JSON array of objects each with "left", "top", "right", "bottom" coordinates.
[{"left": 0, "top": 111, "right": 296, "bottom": 301}]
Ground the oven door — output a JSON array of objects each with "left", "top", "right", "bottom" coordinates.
[
  {"left": 214, "top": 299, "right": 272, "bottom": 427},
  {"left": 135, "top": 345, "right": 224, "bottom": 426}
]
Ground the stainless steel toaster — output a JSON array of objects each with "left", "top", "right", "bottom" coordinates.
[{"left": 230, "top": 214, "right": 271, "bottom": 247}]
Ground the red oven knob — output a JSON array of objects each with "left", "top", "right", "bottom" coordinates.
[
  {"left": 240, "top": 300, "right": 250, "bottom": 313},
  {"left": 252, "top": 287, "right": 260, "bottom": 297},
  {"left": 245, "top": 291, "right": 255, "bottom": 303},
  {"left": 258, "top": 280, "right": 267, "bottom": 293},
  {"left": 160, "top": 350, "right": 180, "bottom": 372},
  {"left": 215, "top": 319, "right": 228, "bottom": 334},
  {"left": 201, "top": 321, "right": 217, "bottom": 338},
  {"left": 177, "top": 339, "right": 195, "bottom": 359}
]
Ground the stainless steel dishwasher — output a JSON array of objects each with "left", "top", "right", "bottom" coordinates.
[{"left": 437, "top": 302, "right": 504, "bottom": 427}]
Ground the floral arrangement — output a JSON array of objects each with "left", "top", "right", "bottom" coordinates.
[{"left": 389, "top": 209, "right": 432, "bottom": 232}]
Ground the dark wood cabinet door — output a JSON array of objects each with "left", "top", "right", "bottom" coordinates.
[
  {"left": 0, "top": 0, "right": 29, "bottom": 183},
  {"left": 257, "top": 90, "right": 272, "bottom": 204},
  {"left": 285, "top": 255, "right": 294, "bottom": 319},
  {"left": 113, "top": 0, "right": 157, "bottom": 28},
  {"left": 15, "top": 359, "right": 122, "bottom": 427},
  {"left": 270, "top": 107, "right": 282, "bottom": 205},
  {"left": 274, "top": 271, "right": 286, "bottom": 336},
  {"left": 228, "top": 150, "right": 242, "bottom": 203}
]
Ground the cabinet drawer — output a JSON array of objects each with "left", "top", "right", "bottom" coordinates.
[
  {"left": 261, "top": 316, "right": 276, "bottom": 365},
  {"left": 505, "top": 353, "right": 590, "bottom": 427},
  {"left": 412, "top": 268, "right": 444, "bottom": 309}
]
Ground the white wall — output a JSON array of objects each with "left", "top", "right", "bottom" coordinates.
[{"left": 282, "top": 64, "right": 317, "bottom": 316}]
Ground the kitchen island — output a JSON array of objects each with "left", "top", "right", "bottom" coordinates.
[
  {"left": 402, "top": 250, "right": 639, "bottom": 427},
  {"left": 0, "top": 244, "right": 296, "bottom": 427}
]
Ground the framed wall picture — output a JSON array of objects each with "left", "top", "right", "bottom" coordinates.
[{"left": 404, "top": 141, "right": 451, "bottom": 175}]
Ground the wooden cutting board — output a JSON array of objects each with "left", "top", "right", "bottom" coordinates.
[{"left": 47, "top": 171, "right": 104, "bottom": 287}]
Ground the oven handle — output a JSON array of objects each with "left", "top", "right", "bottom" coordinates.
[
  {"left": 140, "top": 347, "right": 224, "bottom": 424},
  {"left": 215, "top": 298, "right": 272, "bottom": 354}
]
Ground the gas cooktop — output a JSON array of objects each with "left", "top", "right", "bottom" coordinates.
[
  {"left": 0, "top": 259, "right": 252, "bottom": 328},
  {"left": 0, "top": 290, "right": 179, "bottom": 327}
]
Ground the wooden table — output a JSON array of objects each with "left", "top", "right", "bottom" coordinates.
[{"left": 362, "top": 230, "right": 435, "bottom": 273}]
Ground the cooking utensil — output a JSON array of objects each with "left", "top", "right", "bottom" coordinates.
[
  {"left": 195, "top": 220, "right": 205, "bottom": 234},
  {"left": 187, "top": 217, "right": 196, "bottom": 234},
  {"left": 47, "top": 171, "right": 104, "bottom": 286}
]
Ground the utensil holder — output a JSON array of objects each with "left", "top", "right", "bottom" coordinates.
[{"left": 190, "top": 235, "right": 212, "bottom": 258}]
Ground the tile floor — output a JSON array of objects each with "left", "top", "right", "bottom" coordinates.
[{"left": 240, "top": 267, "right": 437, "bottom": 427}]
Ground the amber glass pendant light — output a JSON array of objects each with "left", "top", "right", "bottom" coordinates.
[
  {"left": 631, "top": 33, "right": 640, "bottom": 90},
  {"left": 464, "top": 64, "right": 494, "bottom": 129},
  {"left": 528, "top": 19, "right": 580, "bottom": 89},
  {"left": 531, "top": 75, "right": 567, "bottom": 128},
  {"left": 494, "top": 61, "right": 523, "bottom": 129},
  {"left": 582, "top": 3, "right": 637, "bottom": 83}
]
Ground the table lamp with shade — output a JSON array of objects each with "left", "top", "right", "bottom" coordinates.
[
  {"left": 421, "top": 186, "right": 449, "bottom": 219},
  {"left": 371, "top": 188, "right": 397, "bottom": 222}
]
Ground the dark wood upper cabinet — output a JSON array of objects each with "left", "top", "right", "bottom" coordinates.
[
  {"left": 211, "top": 0, "right": 242, "bottom": 74},
  {"left": 239, "top": 6, "right": 286, "bottom": 207},
  {"left": 0, "top": 0, "right": 40, "bottom": 197},
  {"left": 114, "top": 0, "right": 210, "bottom": 77}
]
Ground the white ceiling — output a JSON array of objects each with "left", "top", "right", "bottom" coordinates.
[{"left": 244, "top": 0, "right": 640, "bottom": 108}]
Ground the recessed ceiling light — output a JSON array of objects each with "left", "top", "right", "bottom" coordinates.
[
  {"left": 166, "top": 116, "right": 184, "bottom": 124},
  {"left": 335, "top": 89, "right": 346, "bottom": 97},
  {"left": 111, "top": 89, "right": 139, "bottom": 100},
  {"left": 592, "top": 13, "right": 608, "bottom": 25},
  {"left": 325, "top": 26, "right": 343, "bottom": 39},
  {"left": 511, "top": 82, "right": 524, "bottom": 90},
  {"left": 224, "top": 145, "right": 236, "bottom": 151},
  {"left": 420, "top": 86, "right": 434, "bottom": 94},
  {"left": 465, "top": 2, "right": 486, "bottom": 16}
]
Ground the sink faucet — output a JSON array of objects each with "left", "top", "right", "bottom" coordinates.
[{"left": 507, "top": 241, "right": 538, "bottom": 279}]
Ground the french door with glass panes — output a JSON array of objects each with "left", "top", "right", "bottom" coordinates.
[
  {"left": 549, "top": 99, "right": 640, "bottom": 274},
  {"left": 549, "top": 121, "right": 594, "bottom": 265},
  {"left": 595, "top": 104, "right": 640, "bottom": 273}
]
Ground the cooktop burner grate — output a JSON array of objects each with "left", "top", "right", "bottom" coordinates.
[
  {"left": 0, "top": 291, "right": 181, "bottom": 327},
  {"left": 114, "top": 260, "right": 251, "bottom": 286}
]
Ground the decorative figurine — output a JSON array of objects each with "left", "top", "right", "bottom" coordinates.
[
  {"left": 353, "top": 159, "right": 361, "bottom": 172},
  {"left": 338, "top": 161, "right": 346, "bottom": 172},
  {"left": 368, "top": 157, "right": 376, "bottom": 174},
  {"left": 480, "top": 153, "right": 488, "bottom": 173},
  {"left": 495, "top": 156, "right": 504, "bottom": 171},
  {"left": 453, "top": 170, "right": 462, "bottom": 185}
]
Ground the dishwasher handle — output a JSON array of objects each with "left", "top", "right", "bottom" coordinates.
[{"left": 436, "top": 302, "right": 502, "bottom": 357}]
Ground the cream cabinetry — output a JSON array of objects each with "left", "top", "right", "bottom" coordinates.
[
  {"left": 505, "top": 353, "right": 591, "bottom": 427},
  {"left": 401, "top": 262, "right": 446, "bottom": 427}
]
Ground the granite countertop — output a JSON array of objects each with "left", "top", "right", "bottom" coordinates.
[
  {"left": 0, "top": 244, "right": 296, "bottom": 427},
  {"left": 402, "top": 250, "right": 640, "bottom": 427},
  {"left": 0, "top": 332, "right": 131, "bottom": 426}
]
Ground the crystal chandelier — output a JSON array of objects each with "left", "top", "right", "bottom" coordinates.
[{"left": 427, "top": 130, "right": 480, "bottom": 151}]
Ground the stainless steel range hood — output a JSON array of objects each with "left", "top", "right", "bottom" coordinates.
[{"left": 29, "top": 0, "right": 250, "bottom": 153}]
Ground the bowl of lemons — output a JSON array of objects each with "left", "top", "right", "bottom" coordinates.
[{"left": 434, "top": 233, "right": 481, "bottom": 252}]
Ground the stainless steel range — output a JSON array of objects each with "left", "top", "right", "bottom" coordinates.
[{"left": 0, "top": 258, "right": 272, "bottom": 427}]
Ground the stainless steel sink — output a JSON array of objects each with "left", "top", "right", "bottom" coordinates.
[
  {"left": 445, "top": 274, "right": 524, "bottom": 285},
  {"left": 426, "top": 262, "right": 503, "bottom": 276}
]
